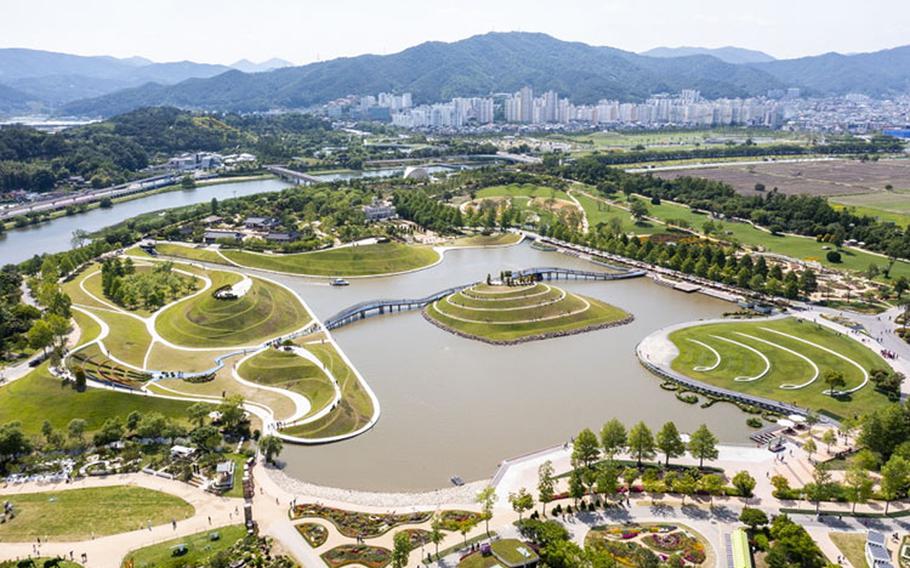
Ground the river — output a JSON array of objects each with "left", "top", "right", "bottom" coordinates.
[
  {"left": 260, "top": 242, "right": 752, "bottom": 492},
  {"left": 0, "top": 178, "right": 291, "bottom": 265}
]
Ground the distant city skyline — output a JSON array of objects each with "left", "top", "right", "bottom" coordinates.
[{"left": 2, "top": 0, "right": 909, "bottom": 66}]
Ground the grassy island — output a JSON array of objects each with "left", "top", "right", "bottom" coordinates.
[
  {"left": 219, "top": 241, "right": 440, "bottom": 276},
  {"left": 424, "top": 282, "right": 631, "bottom": 344},
  {"left": 668, "top": 317, "right": 892, "bottom": 419}
]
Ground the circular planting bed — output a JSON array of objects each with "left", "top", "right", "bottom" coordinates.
[{"left": 424, "top": 282, "right": 631, "bottom": 345}]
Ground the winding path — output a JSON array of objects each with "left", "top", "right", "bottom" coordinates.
[
  {"left": 686, "top": 338, "right": 721, "bottom": 372},
  {"left": 709, "top": 335, "right": 772, "bottom": 382},
  {"left": 760, "top": 327, "right": 870, "bottom": 394},
  {"left": 734, "top": 332, "right": 820, "bottom": 390},
  {"left": 430, "top": 292, "right": 591, "bottom": 325}
]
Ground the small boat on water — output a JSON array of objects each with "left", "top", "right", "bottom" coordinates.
[
  {"left": 330, "top": 278, "right": 350, "bottom": 287},
  {"left": 450, "top": 475, "right": 464, "bottom": 486}
]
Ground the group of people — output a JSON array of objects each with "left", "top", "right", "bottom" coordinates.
[{"left": 880, "top": 348, "right": 898, "bottom": 360}]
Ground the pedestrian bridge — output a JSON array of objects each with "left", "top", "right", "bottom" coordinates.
[{"left": 323, "top": 266, "right": 644, "bottom": 330}]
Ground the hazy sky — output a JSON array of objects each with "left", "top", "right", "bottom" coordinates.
[{"left": 3, "top": 0, "right": 909, "bottom": 65}]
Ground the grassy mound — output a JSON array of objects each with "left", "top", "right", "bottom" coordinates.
[
  {"left": 669, "top": 317, "right": 892, "bottom": 419},
  {"left": 0, "top": 486, "right": 194, "bottom": 541},
  {"left": 280, "top": 343, "right": 374, "bottom": 440},
  {"left": 155, "top": 271, "right": 310, "bottom": 347},
  {"left": 238, "top": 347, "right": 336, "bottom": 418},
  {"left": 220, "top": 242, "right": 439, "bottom": 276},
  {"left": 425, "top": 282, "right": 631, "bottom": 344}
]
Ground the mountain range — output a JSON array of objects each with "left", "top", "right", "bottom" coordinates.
[
  {"left": 639, "top": 46, "right": 775, "bottom": 64},
  {"left": 2, "top": 33, "right": 910, "bottom": 118}
]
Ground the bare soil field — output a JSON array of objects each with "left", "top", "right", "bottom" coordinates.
[{"left": 656, "top": 159, "right": 910, "bottom": 197}]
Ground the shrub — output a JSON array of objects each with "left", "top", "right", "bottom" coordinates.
[
  {"left": 826, "top": 250, "right": 842, "bottom": 263},
  {"left": 746, "top": 417, "right": 763, "bottom": 428}
]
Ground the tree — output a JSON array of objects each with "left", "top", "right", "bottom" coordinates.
[
  {"left": 537, "top": 461, "right": 556, "bottom": 516},
  {"left": 475, "top": 486, "right": 497, "bottom": 536},
  {"left": 739, "top": 507, "right": 768, "bottom": 530},
  {"left": 844, "top": 463, "right": 873, "bottom": 513},
  {"left": 429, "top": 515, "right": 445, "bottom": 560},
  {"left": 656, "top": 422, "right": 686, "bottom": 466},
  {"left": 391, "top": 531, "right": 412, "bottom": 568},
  {"left": 509, "top": 488, "right": 534, "bottom": 522},
  {"left": 895, "top": 276, "right": 909, "bottom": 299},
  {"left": 698, "top": 474, "right": 724, "bottom": 507},
  {"left": 731, "top": 471, "right": 757, "bottom": 497},
  {"left": 822, "top": 370, "right": 846, "bottom": 396},
  {"left": 188, "top": 403, "right": 209, "bottom": 428},
  {"left": 595, "top": 465, "right": 619, "bottom": 503},
  {"left": 568, "top": 469, "right": 585, "bottom": 506},
  {"left": 259, "top": 435, "right": 283, "bottom": 464},
  {"left": 126, "top": 411, "right": 142, "bottom": 432},
  {"left": 27, "top": 319, "right": 53, "bottom": 356},
  {"left": 572, "top": 428, "right": 600, "bottom": 469},
  {"left": 0, "top": 422, "right": 32, "bottom": 469},
  {"left": 622, "top": 467, "right": 639, "bottom": 497},
  {"left": 803, "top": 438, "right": 817, "bottom": 460},
  {"left": 93, "top": 417, "right": 124, "bottom": 447},
  {"left": 67, "top": 418, "right": 86, "bottom": 445},
  {"left": 181, "top": 175, "right": 196, "bottom": 189},
  {"left": 880, "top": 455, "right": 910, "bottom": 514},
  {"left": 627, "top": 421, "right": 656, "bottom": 466},
  {"left": 600, "top": 419, "right": 627, "bottom": 462},
  {"left": 687, "top": 424, "right": 719, "bottom": 467},
  {"left": 821, "top": 429, "right": 837, "bottom": 452},
  {"left": 672, "top": 472, "right": 697, "bottom": 504},
  {"left": 457, "top": 519, "right": 473, "bottom": 546},
  {"left": 629, "top": 198, "right": 649, "bottom": 222},
  {"left": 190, "top": 425, "right": 221, "bottom": 452},
  {"left": 807, "top": 463, "right": 832, "bottom": 514}
]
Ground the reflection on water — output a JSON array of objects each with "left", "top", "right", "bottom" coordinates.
[
  {"left": 0, "top": 179, "right": 291, "bottom": 265},
  {"left": 264, "top": 243, "right": 753, "bottom": 492}
]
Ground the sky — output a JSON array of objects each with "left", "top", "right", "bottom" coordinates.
[{"left": 2, "top": 0, "right": 909, "bottom": 65}]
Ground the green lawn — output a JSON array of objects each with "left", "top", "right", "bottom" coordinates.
[
  {"left": 828, "top": 532, "right": 868, "bottom": 568},
  {"left": 573, "top": 191, "right": 657, "bottom": 235},
  {"left": 238, "top": 348, "right": 335, "bottom": 418},
  {"left": 220, "top": 242, "right": 440, "bottom": 276},
  {"left": 0, "top": 559, "right": 82, "bottom": 568},
  {"left": 476, "top": 183, "right": 571, "bottom": 202},
  {"left": 86, "top": 309, "right": 152, "bottom": 368},
  {"left": 155, "top": 271, "right": 310, "bottom": 348},
  {"left": 153, "top": 243, "right": 231, "bottom": 265},
  {"left": 121, "top": 524, "right": 246, "bottom": 568},
  {"left": 71, "top": 309, "right": 102, "bottom": 349},
  {"left": 0, "top": 365, "right": 198, "bottom": 435},
  {"left": 426, "top": 284, "right": 630, "bottom": 343},
  {"left": 450, "top": 233, "right": 522, "bottom": 247},
  {"left": 280, "top": 343, "right": 374, "bottom": 440},
  {"left": 832, "top": 190, "right": 910, "bottom": 228},
  {"left": 0, "top": 486, "right": 194, "bottom": 541},
  {"left": 669, "top": 317, "right": 893, "bottom": 420},
  {"left": 491, "top": 539, "right": 539, "bottom": 567}
]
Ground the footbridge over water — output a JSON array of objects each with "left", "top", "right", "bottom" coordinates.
[
  {"left": 323, "top": 266, "right": 645, "bottom": 330},
  {"left": 265, "top": 165, "right": 324, "bottom": 185}
]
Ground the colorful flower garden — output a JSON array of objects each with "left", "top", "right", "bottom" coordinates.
[
  {"left": 295, "top": 522, "right": 328, "bottom": 548},
  {"left": 586, "top": 523, "right": 709, "bottom": 566},
  {"left": 321, "top": 544, "right": 392, "bottom": 568},
  {"left": 289, "top": 504, "right": 431, "bottom": 538}
]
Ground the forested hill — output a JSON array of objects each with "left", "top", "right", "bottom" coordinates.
[
  {"left": 60, "top": 32, "right": 910, "bottom": 117},
  {"left": 0, "top": 107, "right": 335, "bottom": 192},
  {"left": 61, "top": 32, "right": 784, "bottom": 116}
]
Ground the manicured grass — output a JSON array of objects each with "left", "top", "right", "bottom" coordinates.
[
  {"left": 0, "top": 365, "right": 198, "bottom": 435},
  {"left": 154, "top": 243, "right": 231, "bottom": 265},
  {"left": 87, "top": 309, "right": 153, "bottom": 368},
  {"left": 0, "top": 486, "right": 194, "bottom": 541},
  {"left": 0, "top": 559, "right": 82, "bottom": 568},
  {"left": 220, "top": 242, "right": 440, "bottom": 276},
  {"left": 669, "top": 317, "right": 893, "bottom": 420},
  {"left": 121, "top": 524, "right": 246, "bottom": 568},
  {"left": 476, "top": 183, "right": 571, "bottom": 202},
  {"left": 71, "top": 309, "right": 102, "bottom": 349},
  {"left": 426, "top": 283, "right": 630, "bottom": 343},
  {"left": 828, "top": 532, "right": 868, "bottom": 568},
  {"left": 451, "top": 233, "right": 522, "bottom": 247},
  {"left": 280, "top": 343, "right": 373, "bottom": 439},
  {"left": 155, "top": 271, "right": 310, "bottom": 348},
  {"left": 491, "top": 539, "right": 539, "bottom": 567},
  {"left": 238, "top": 348, "right": 335, "bottom": 418},
  {"left": 574, "top": 191, "right": 657, "bottom": 235},
  {"left": 833, "top": 191, "right": 910, "bottom": 227}
]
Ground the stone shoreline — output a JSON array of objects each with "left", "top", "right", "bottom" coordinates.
[{"left": 421, "top": 308, "right": 635, "bottom": 346}]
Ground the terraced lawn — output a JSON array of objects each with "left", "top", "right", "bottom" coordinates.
[
  {"left": 0, "top": 486, "right": 194, "bottom": 541},
  {"left": 280, "top": 343, "right": 374, "bottom": 440},
  {"left": 220, "top": 242, "right": 440, "bottom": 276},
  {"left": 121, "top": 524, "right": 246, "bottom": 568},
  {"left": 238, "top": 348, "right": 336, "bottom": 418},
  {"left": 0, "top": 365, "right": 198, "bottom": 435},
  {"left": 669, "top": 317, "right": 893, "bottom": 419},
  {"left": 155, "top": 270, "right": 310, "bottom": 347},
  {"left": 426, "top": 283, "right": 631, "bottom": 344}
]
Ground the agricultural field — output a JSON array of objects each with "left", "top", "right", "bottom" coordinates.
[
  {"left": 424, "top": 282, "right": 631, "bottom": 344},
  {"left": 546, "top": 128, "right": 809, "bottom": 153},
  {"left": 669, "top": 317, "right": 892, "bottom": 419},
  {"left": 220, "top": 242, "right": 440, "bottom": 277},
  {"left": 0, "top": 486, "right": 194, "bottom": 541},
  {"left": 656, "top": 158, "right": 910, "bottom": 197},
  {"left": 155, "top": 271, "right": 310, "bottom": 348},
  {"left": 121, "top": 524, "right": 246, "bottom": 568}
]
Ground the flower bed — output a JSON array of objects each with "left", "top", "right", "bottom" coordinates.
[
  {"left": 290, "top": 503, "right": 431, "bottom": 539},
  {"left": 296, "top": 522, "right": 328, "bottom": 548},
  {"left": 321, "top": 545, "right": 391, "bottom": 568},
  {"left": 588, "top": 524, "right": 707, "bottom": 566},
  {"left": 438, "top": 510, "right": 484, "bottom": 531},
  {"left": 401, "top": 528, "right": 432, "bottom": 548}
]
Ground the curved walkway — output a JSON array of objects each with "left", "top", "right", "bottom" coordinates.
[
  {"left": 734, "top": 332, "right": 820, "bottom": 390},
  {"left": 445, "top": 286, "right": 566, "bottom": 311},
  {"left": 709, "top": 335, "right": 771, "bottom": 382},
  {"left": 760, "top": 327, "right": 870, "bottom": 394},
  {"left": 687, "top": 339, "right": 721, "bottom": 372},
  {"left": 430, "top": 292, "right": 590, "bottom": 325}
]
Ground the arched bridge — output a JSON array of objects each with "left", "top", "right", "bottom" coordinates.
[
  {"left": 323, "top": 266, "right": 645, "bottom": 330},
  {"left": 513, "top": 267, "right": 646, "bottom": 281}
]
